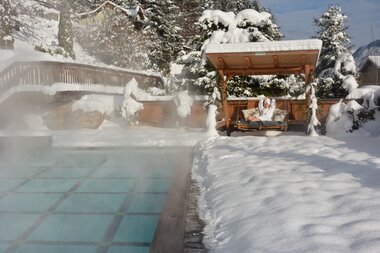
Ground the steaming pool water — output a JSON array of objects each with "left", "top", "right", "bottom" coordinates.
[{"left": 0, "top": 147, "right": 192, "bottom": 253}]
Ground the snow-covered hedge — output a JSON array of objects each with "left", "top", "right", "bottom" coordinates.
[{"left": 326, "top": 86, "right": 380, "bottom": 136}]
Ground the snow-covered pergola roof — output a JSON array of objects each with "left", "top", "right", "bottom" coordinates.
[{"left": 205, "top": 39, "right": 322, "bottom": 76}]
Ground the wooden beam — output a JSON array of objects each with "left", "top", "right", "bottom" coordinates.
[
  {"left": 273, "top": 55, "right": 279, "bottom": 68},
  {"left": 304, "top": 64, "right": 311, "bottom": 84},
  {"left": 301, "top": 55, "right": 306, "bottom": 66},
  {"left": 218, "top": 57, "right": 225, "bottom": 69},
  {"left": 224, "top": 66, "right": 304, "bottom": 76},
  {"left": 245, "top": 56, "right": 253, "bottom": 68}
]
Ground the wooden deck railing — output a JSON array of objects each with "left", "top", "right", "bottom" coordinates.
[{"left": 0, "top": 61, "right": 163, "bottom": 95}]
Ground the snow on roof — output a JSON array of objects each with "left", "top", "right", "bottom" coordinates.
[
  {"left": 206, "top": 39, "right": 322, "bottom": 54},
  {"left": 78, "top": 1, "right": 141, "bottom": 18},
  {"left": 367, "top": 56, "right": 380, "bottom": 68},
  {"left": 205, "top": 39, "right": 323, "bottom": 54}
]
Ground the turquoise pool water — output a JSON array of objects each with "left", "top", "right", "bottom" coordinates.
[{"left": 0, "top": 149, "right": 180, "bottom": 253}]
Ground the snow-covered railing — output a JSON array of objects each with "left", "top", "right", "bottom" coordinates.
[{"left": 0, "top": 61, "right": 163, "bottom": 96}]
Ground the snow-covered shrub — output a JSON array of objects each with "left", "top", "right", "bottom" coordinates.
[
  {"left": 326, "top": 87, "right": 380, "bottom": 136},
  {"left": 71, "top": 99, "right": 106, "bottom": 129},
  {"left": 206, "top": 104, "right": 219, "bottom": 137},
  {"left": 120, "top": 79, "right": 144, "bottom": 125},
  {"left": 120, "top": 97, "right": 143, "bottom": 126},
  {"left": 326, "top": 100, "right": 357, "bottom": 135},
  {"left": 205, "top": 87, "right": 221, "bottom": 136},
  {"left": 175, "top": 90, "right": 194, "bottom": 126}
]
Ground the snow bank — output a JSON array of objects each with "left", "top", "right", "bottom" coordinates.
[
  {"left": 0, "top": 40, "right": 57, "bottom": 72},
  {"left": 347, "top": 85, "right": 380, "bottom": 100},
  {"left": 193, "top": 135, "right": 380, "bottom": 253}
]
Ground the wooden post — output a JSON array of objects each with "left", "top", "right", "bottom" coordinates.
[
  {"left": 304, "top": 64, "right": 311, "bottom": 121},
  {"left": 218, "top": 70, "right": 230, "bottom": 129},
  {"left": 304, "top": 64, "right": 314, "bottom": 135}
]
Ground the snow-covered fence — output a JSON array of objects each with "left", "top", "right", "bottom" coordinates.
[{"left": 0, "top": 61, "right": 163, "bottom": 96}]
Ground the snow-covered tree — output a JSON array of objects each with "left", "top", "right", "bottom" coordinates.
[
  {"left": 175, "top": 0, "right": 207, "bottom": 44},
  {"left": 143, "top": 0, "right": 184, "bottom": 75},
  {"left": 210, "top": 0, "right": 256, "bottom": 13},
  {"left": 58, "top": 1, "right": 75, "bottom": 58},
  {"left": 0, "top": 0, "right": 14, "bottom": 49},
  {"left": 314, "top": 5, "right": 356, "bottom": 98},
  {"left": 77, "top": 7, "right": 149, "bottom": 70},
  {"left": 70, "top": 0, "right": 141, "bottom": 17},
  {"left": 175, "top": 7, "right": 283, "bottom": 96}
]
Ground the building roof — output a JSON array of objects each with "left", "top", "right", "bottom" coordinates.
[
  {"left": 205, "top": 39, "right": 322, "bottom": 76},
  {"left": 368, "top": 56, "right": 380, "bottom": 68}
]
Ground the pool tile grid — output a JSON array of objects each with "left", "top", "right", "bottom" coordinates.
[
  {"left": 2, "top": 163, "right": 103, "bottom": 253},
  {"left": 0, "top": 156, "right": 174, "bottom": 253},
  {"left": 95, "top": 181, "right": 139, "bottom": 253},
  {"left": 0, "top": 167, "right": 53, "bottom": 199},
  {"left": 91, "top": 175, "right": 168, "bottom": 253}
]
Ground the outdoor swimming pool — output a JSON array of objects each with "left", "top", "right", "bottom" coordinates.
[{"left": 0, "top": 148, "right": 192, "bottom": 253}]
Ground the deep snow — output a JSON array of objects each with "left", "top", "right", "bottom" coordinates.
[{"left": 193, "top": 135, "right": 380, "bottom": 253}]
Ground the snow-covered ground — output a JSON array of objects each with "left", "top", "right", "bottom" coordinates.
[{"left": 193, "top": 135, "right": 380, "bottom": 253}]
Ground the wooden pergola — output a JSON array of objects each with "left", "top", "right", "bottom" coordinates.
[{"left": 205, "top": 39, "right": 323, "bottom": 130}]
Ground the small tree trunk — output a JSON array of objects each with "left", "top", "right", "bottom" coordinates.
[{"left": 0, "top": 0, "right": 14, "bottom": 49}]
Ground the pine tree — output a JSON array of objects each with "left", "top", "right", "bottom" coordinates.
[
  {"left": 175, "top": 4, "right": 284, "bottom": 96},
  {"left": 77, "top": 6, "right": 150, "bottom": 70},
  {"left": 58, "top": 1, "right": 75, "bottom": 58},
  {"left": 210, "top": 0, "right": 256, "bottom": 13},
  {"left": 175, "top": 0, "right": 207, "bottom": 44},
  {"left": 0, "top": 0, "right": 14, "bottom": 49},
  {"left": 143, "top": 0, "right": 184, "bottom": 75},
  {"left": 314, "top": 5, "right": 355, "bottom": 98}
]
